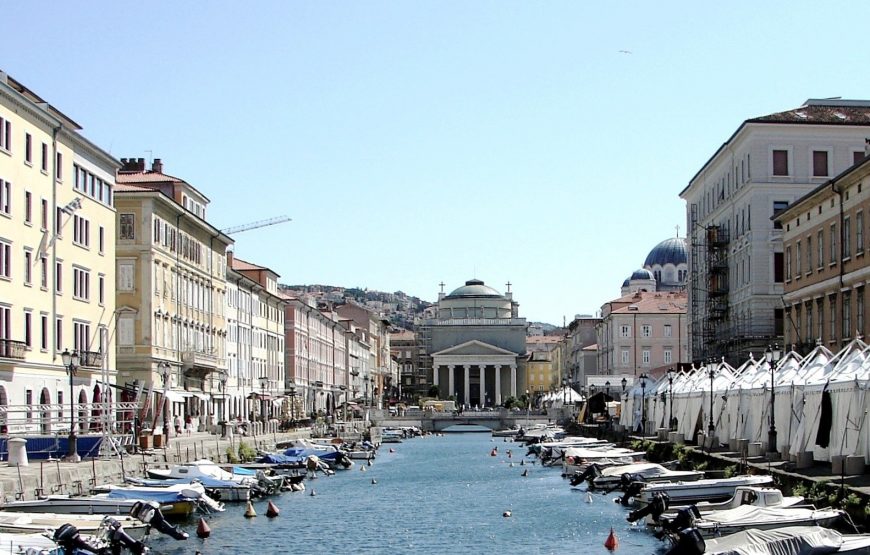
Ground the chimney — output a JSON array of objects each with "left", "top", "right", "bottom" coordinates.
[
  {"left": 152, "top": 158, "right": 163, "bottom": 173},
  {"left": 137, "top": 158, "right": 145, "bottom": 171},
  {"left": 226, "top": 250, "right": 234, "bottom": 269},
  {"left": 120, "top": 158, "right": 142, "bottom": 172}
]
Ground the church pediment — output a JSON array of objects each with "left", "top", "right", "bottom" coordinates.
[{"left": 432, "top": 340, "right": 518, "bottom": 357}]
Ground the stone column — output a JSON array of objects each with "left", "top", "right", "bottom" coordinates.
[
  {"left": 510, "top": 364, "right": 517, "bottom": 398},
  {"left": 433, "top": 363, "right": 439, "bottom": 387},
  {"left": 480, "top": 364, "right": 486, "bottom": 407},
  {"left": 448, "top": 365, "right": 455, "bottom": 400},
  {"left": 463, "top": 365, "right": 471, "bottom": 407},
  {"left": 495, "top": 364, "right": 502, "bottom": 406}
]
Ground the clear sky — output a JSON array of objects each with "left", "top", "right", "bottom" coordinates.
[{"left": 5, "top": 1, "right": 870, "bottom": 325}]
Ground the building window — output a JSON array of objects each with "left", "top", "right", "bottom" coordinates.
[
  {"left": 663, "top": 349, "right": 672, "bottom": 364},
  {"left": 23, "top": 249, "right": 31, "bottom": 285},
  {"left": 55, "top": 151, "right": 63, "bottom": 180},
  {"left": 55, "top": 317, "right": 63, "bottom": 351},
  {"left": 55, "top": 261, "right": 62, "bottom": 293},
  {"left": 772, "top": 149, "right": 789, "bottom": 176},
  {"left": 664, "top": 324, "right": 672, "bottom": 337},
  {"left": 0, "top": 241, "right": 11, "bottom": 279},
  {"left": 818, "top": 230, "right": 824, "bottom": 269},
  {"left": 817, "top": 298, "right": 824, "bottom": 341},
  {"left": 98, "top": 274, "right": 105, "bottom": 305},
  {"left": 641, "top": 324, "right": 652, "bottom": 337},
  {"left": 806, "top": 235, "right": 813, "bottom": 272},
  {"left": 812, "top": 150, "right": 829, "bottom": 177},
  {"left": 23, "top": 191, "right": 32, "bottom": 224},
  {"left": 829, "top": 294, "right": 838, "bottom": 343},
  {"left": 785, "top": 246, "right": 792, "bottom": 280},
  {"left": 774, "top": 252, "right": 783, "bottom": 283},
  {"left": 830, "top": 224, "right": 838, "bottom": 263},
  {"left": 806, "top": 302, "right": 813, "bottom": 342},
  {"left": 73, "top": 321, "right": 90, "bottom": 352},
  {"left": 796, "top": 241, "right": 802, "bottom": 275},
  {"left": 40, "top": 313, "right": 48, "bottom": 351},
  {"left": 98, "top": 226, "right": 104, "bottom": 254},
  {"left": 40, "top": 199, "right": 47, "bottom": 231},
  {"left": 620, "top": 325, "right": 631, "bottom": 338},
  {"left": 55, "top": 207, "right": 62, "bottom": 236},
  {"left": 859, "top": 287, "right": 866, "bottom": 338},
  {"left": 24, "top": 133, "right": 31, "bottom": 164},
  {"left": 0, "top": 179, "right": 10, "bottom": 216},
  {"left": 73, "top": 267, "right": 90, "bottom": 301},
  {"left": 119, "top": 214, "right": 135, "bottom": 240},
  {"left": 0, "top": 117, "right": 10, "bottom": 151},
  {"left": 844, "top": 291, "right": 852, "bottom": 340},
  {"left": 773, "top": 201, "right": 789, "bottom": 229},
  {"left": 620, "top": 350, "right": 630, "bottom": 365},
  {"left": 642, "top": 349, "right": 650, "bottom": 365},
  {"left": 73, "top": 215, "right": 90, "bottom": 248},
  {"left": 844, "top": 216, "right": 852, "bottom": 259},
  {"left": 118, "top": 261, "right": 134, "bottom": 291},
  {"left": 858, "top": 211, "right": 865, "bottom": 254},
  {"left": 41, "top": 143, "right": 48, "bottom": 172},
  {"left": 0, "top": 305, "right": 9, "bottom": 341}
]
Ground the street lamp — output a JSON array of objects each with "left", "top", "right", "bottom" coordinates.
[
  {"left": 639, "top": 373, "right": 648, "bottom": 436},
  {"left": 61, "top": 349, "right": 80, "bottom": 462},
  {"left": 258, "top": 375, "right": 269, "bottom": 422},
  {"left": 765, "top": 344, "right": 782, "bottom": 458},
  {"left": 707, "top": 357, "right": 717, "bottom": 441},
  {"left": 158, "top": 362, "right": 171, "bottom": 443},
  {"left": 219, "top": 372, "right": 228, "bottom": 422},
  {"left": 562, "top": 378, "right": 568, "bottom": 405},
  {"left": 621, "top": 377, "right": 627, "bottom": 395},
  {"left": 667, "top": 368, "right": 675, "bottom": 431},
  {"left": 605, "top": 380, "right": 611, "bottom": 398}
]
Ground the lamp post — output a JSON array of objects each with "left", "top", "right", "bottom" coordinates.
[
  {"left": 258, "top": 375, "right": 268, "bottom": 423},
  {"left": 562, "top": 378, "right": 567, "bottom": 405},
  {"left": 667, "top": 367, "right": 675, "bottom": 431},
  {"left": 639, "top": 373, "right": 648, "bottom": 436},
  {"left": 707, "top": 358, "right": 717, "bottom": 440},
  {"left": 621, "top": 377, "right": 627, "bottom": 396},
  {"left": 525, "top": 388, "right": 530, "bottom": 423},
  {"left": 61, "top": 349, "right": 80, "bottom": 462},
  {"left": 605, "top": 381, "right": 611, "bottom": 398},
  {"left": 765, "top": 344, "right": 781, "bottom": 458},
  {"left": 219, "top": 372, "right": 227, "bottom": 422},
  {"left": 158, "top": 362, "right": 171, "bottom": 443}
]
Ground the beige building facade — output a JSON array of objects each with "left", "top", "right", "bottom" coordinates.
[{"left": 0, "top": 71, "right": 118, "bottom": 435}]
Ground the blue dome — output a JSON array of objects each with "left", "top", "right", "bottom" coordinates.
[
  {"left": 630, "top": 269, "right": 655, "bottom": 281},
  {"left": 644, "top": 237, "right": 687, "bottom": 267},
  {"left": 622, "top": 278, "right": 630, "bottom": 287}
]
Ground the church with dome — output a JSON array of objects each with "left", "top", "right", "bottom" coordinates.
[
  {"left": 419, "top": 279, "right": 528, "bottom": 407},
  {"left": 621, "top": 236, "right": 688, "bottom": 295}
]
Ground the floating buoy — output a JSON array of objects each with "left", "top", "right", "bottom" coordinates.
[
  {"left": 507, "top": 450, "right": 512, "bottom": 458},
  {"left": 503, "top": 510, "right": 512, "bottom": 517},
  {"left": 367, "top": 460, "right": 373, "bottom": 466},
  {"left": 490, "top": 449, "right": 497, "bottom": 457},
  {"left": 196, "top": 517, "right": 211, "bottom": 538},
  {"left": 266, "top": 501, "right": 280, "bottom": 518},
  {"left": 371, "top": 479, "right": 377, "bottom": 485},
  {"left": 503, "top": 438, "right": 507, "bottom": 442},
  {"left": 509, "top": 462, "right": 514, "bottom": 467},
  {"left": 520, "top": 460, "right": 525, "bottom": 466},
  {"left": 586, "top": 492, "right": 594, "bottom": 503},
  {"left": 310, "top": 489, "right": 317, "bottom": 497},
  {"left": 389, "top": 448, "right": 395, "bottom": 453},
  {"left": 244, "top": 501, "right": 257, "bottom": 518},
  {"left": 521, "top": 469, "right": 529, "bottom": 477},
  {"left": 360, "top": 466, "right": 367, "bottom": 472},
  {"left": 604, "top": 528, "right": 619, "bottom": 551}
]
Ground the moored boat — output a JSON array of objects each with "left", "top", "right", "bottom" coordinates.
[
  {"left": 630, "top": 475, "right": 774, "bottom": 508},
  {"left": 0, "top": 511, "right": 149, "bottom": 539},
  {"left": 660, "top": 505, "right": 846, "bottom": 540},
  {"left": 665, "top": 525, "right": 870, "bottom": 555}
]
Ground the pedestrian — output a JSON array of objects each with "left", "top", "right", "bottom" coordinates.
[
  {"left": 174, "top": 414, "right": 182, "bottom": 436},
  {"left": 185, "top": 414, "right": 192, "bottom": 436}
]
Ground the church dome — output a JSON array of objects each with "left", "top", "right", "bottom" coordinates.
[
  {"left": 622, "top": 278, "right": 630, "bottom": 287},
  {"left": 630, "top": 269, "right": 655, "bottom": 281},
  {"left": 445, "top": 279, "right": 503, "bottom": 299},
  {"left": 644, "top": 237, "right": 688, "bottom": 268}
]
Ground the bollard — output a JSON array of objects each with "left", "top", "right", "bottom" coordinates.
[{"left": 8, "top": 438, "right": 29, "bottom": 467}]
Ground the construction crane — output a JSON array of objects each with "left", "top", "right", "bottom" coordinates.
[{"left": 221, "top": 215, "right": 291, "bottom": 235}]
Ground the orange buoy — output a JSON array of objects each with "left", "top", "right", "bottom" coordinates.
[
  {"left": 244, "top": 500, "right": 257, "bottom": 518},
  {"left": 490, "top": 449, "right": 497, "bottom": 457},
  {"left": 604, "top": 527, "right": 619, "bottom": 551},
  {"left": 266, "top": 501, "right": 280, "bottom": 518},
  {"left": 196, "top": 517, "right": 211, "bottom": 538}
]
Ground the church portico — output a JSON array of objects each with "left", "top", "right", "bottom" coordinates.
[{"left": 432, "top": 340, "right": 523, "bottom": 407}]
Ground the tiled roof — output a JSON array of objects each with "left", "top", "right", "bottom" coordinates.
[
  {"left": 117, "top": 171, "right": 186, "bottom": 184},
  {"left": 748, "top": 104, "right": 870, "bottom": 125},
  {"left": 114, "top": 183, "right": 156, "bottom": 193},
  {"left": 231, "top": 257, "right": 267, "bottom": 272},
  {"left": 526, "top": 335, "right": 563, "bottom": 344},
  {"left": 610, "top": 291, "right": 687, "bottom": 315}
]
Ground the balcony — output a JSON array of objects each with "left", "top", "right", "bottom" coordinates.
[
  {"left": 79, "top": 350, "right": 104, "bottom": 368},
  {"left": 0, "top": 339, "right": 26, "bottom": 361},
  {"left": 182, "top": 349, "right": 222, "bottom": 369}
]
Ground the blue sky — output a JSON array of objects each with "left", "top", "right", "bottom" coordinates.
[{"left": 5, "top": 1, "right": 870, "bottom": 324}]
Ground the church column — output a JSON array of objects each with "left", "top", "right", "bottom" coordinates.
[
  {"left": 495, "top": 364, "right": 502, "bottom": 406},
  {"left": 448, "top": 365, "right": 456, "bottom": 400},
  {"left": 510, "top": 363, "right": 517, "bottom": 398},
  {"left": 480, "top": 364, "right": 486, "bottom": 407},
  {"left": 463, "top": 365, "right": 471, "bottom": 407},
  {"left": 433, "top": 364, "right": 439, "bottom": 387}
]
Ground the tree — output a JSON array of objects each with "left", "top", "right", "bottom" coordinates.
[{"left": 427, "top": 385, "right": 440, "bottom": 398}]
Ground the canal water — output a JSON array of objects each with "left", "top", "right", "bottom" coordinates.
[{"left": 149, "top": 430, "right": 665, "bottom": 554}]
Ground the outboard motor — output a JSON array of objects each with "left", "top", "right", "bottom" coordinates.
[
  {"left": 131, "top": 501, "right": 189, "bottom": 540},
  {"left": 662, "top": 506, "right": 702, "bottom": 534},
  {"left": 569, "top": 464, "right": 601, "bottom": 487},
  {"left": 619, "top": 480, "right": 646, "bottom": 506},
  {"left": 54, "top": 523, "right": 102, "bottom": 554},
  {"left": 627, "top": 492, "right": 669, "bottom": 523},
  {"left": 104, "top": 517, "right": 148, "bottom": 555},
  {"left": 664, "top": 528, "right": 706, "bottom": 555}
]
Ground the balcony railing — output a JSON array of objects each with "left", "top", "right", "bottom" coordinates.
[
  {"left": 79, "top": 350, "right": 104, "bottom": 368},
  {"left": 182, "top": 350, "right": 222, "bottom": 369},
  {"left": 0, "top": 339, "right": 27, "bottom": 360}
]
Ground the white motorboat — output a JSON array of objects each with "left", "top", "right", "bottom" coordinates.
[
  {"left": 660, "top": 505, "right": 845, "bottom": 539},
  {"left": 0, "top": 511, "right": 149, "bottom": 539},
  {"left": 666, "top": 526, "right": 870, "bottom": 555},
  {"left": 584, "top": 462, "right": 705, "bottom": 490},
  {"left": 91, "top": 481, "right": 223, "bottom": 515},
  {"left": 0, "top": 531, "right": 76, "bottom": 554},
  {"left": 561, "top": 446, "right": 646, "bottom": 474},
  {"left": 632, "top": 475, "right": 774, "bottom": 508},
  {"left": 633, "top": 486, "right": 806, "bottom": 525},
  {"left": 148, "top": 459, "right": 285, "bottom": 494}
]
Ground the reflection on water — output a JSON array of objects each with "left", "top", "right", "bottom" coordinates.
[{"left": 149, "top": 433, "right": 665, "bottom": 554}]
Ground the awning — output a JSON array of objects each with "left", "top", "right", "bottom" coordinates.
[
  {"left": 191, "top": 392, "right": 210, "bottom": 401},
  {"left": 164, "top": 391, "right": 191, "bottom": 403}
]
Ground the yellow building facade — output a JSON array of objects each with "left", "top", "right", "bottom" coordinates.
[{"left": 0, "top": 71, "right": 118, "bottom": 434}]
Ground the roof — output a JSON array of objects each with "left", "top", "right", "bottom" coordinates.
[
  {"left": 444, "top": 279, "right": 503, "bottom": 299},
  {"left": 526, "top": 335, "right": 563, "bottom": 344},
  {"left": 681, "top": 99, "right": 870, "bottom": 197},
  {"left": 116, "top": 171, "right": 186, "bottom": 184},
  {"left": 644, "top": 237, "right": 687, "bottom": 267},
  {"left": 114, "top": 183, "right": 156, "bottom": 193},
  {"left": 609, "top": 292, "right": 687, "bottom": 315},
  {"left": 389, "top": 330, "right": 416, "bottom": 341}
]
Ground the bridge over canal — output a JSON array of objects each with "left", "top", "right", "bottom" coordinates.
[{"left": 373, "top": 410, "right": 554, "bottom": 432}]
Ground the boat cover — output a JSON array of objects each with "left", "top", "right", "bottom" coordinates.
[
  {"left": 232, "top": 466, "right": 256, "bottom": 475},
  {"left": 700, "top": 505, "right": 839, "bottom": 525},
  {"left": 105, "top": 489, "right": 184, "bottom": 502},
  {"left": 702, "top": 525, "right": 843, "bottom": 554},
  {"left": 258, "top": 453, "right": 301, "bottom": 465}
]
